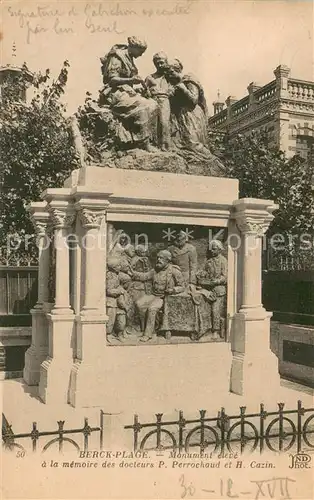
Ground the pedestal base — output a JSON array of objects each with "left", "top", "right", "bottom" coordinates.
[
  {"left": 68, "top": 314, "right": 108, "bottom": 407},
  {"left": 23, "top": 308, "right": 49, "bottom": 386},
  {"left": 69, "top": 339, "right": 233, "bottom": 410},
  {"left": 38, "top": 312, "right": 75, "bottom": 404},
  {"left": 230, "top": 308, "right": 280, "bottom": 395}
]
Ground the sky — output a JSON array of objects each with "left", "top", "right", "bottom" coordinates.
[{"left": 1, "top": 0, "right": 313, "bottom": 115}]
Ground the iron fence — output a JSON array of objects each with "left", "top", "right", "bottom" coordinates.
[
  {"left": 125, "top": 401, "right": 314, "bottom": 455},
  {"left": 2, "top": 411, "right": 104, "bottom": 454}
]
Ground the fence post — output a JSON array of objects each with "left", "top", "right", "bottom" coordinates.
[
  {"left": 133, "top": 415, "right": 140, "bottom": 452},
  {"left": 259, "top": 404, "right": 267, "bottom": 454},
  {"left": 218, "top": 407, "right": 227, "bottom": 455},
  {"left": 99, "top": 410, "right": 104, "bottom": 451},
  {"left": 278, "top": 403, "right": 285, "bottom": 452},
  {"left": 178, "top": 411, "right": 185, "bottom": 453},
  {"left": 57, "top": 420, "right": 65, "bottom": 453},
  {"left": 31, "top": 422, "right": 39, "bottom": 452},
  {"left": 155, "top": 414, "right": 163, "bottom": 451},
  {"left": 83, "top": 418, "right": 92, "bottom": 452},
  {"left": 240, "top": 407, "right": 246, "bottom": 454},
  {"left": 199, "top": 410, "right": 206, "bottom": 456},
  {"left": 297, "top": 400, "right": 303, "bottom": 453}
]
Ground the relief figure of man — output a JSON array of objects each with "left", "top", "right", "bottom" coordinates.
[
  {"left": 196, "top": 240, "right": 227, "bottom": 339},
  {"left": 132, "top": 250, "right": 185, "bottom": 342},
  {"left": 130, "top": 245, "right": 152, "bottom": 300},
  {"left": 169, "top": 230, "right": 198, "bottom": 285}
]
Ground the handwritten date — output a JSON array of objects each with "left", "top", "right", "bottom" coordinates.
[{"left": 179, "top": 474, "right": 296, "bottom": 499}]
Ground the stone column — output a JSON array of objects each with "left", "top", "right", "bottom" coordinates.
[
  {"left": 69, "top": 201, "right": 108, "bottom": 407},
  {"left": 24, "top": 203, "right": 50, "bottom": 385},
  {"left": 229, "top": 198, "right": 280, "bottom": 395},
  {"left": 38, "top": 204, "right": 76, "bottom": 404}
]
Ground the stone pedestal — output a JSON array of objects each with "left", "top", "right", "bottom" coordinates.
[
  {"left": 23, "top": 308, "right": 49, "bottom": 385},
  {"left": 23, "top": 204, "right": 50, "bottom": 385},
  {"left": 26, "top": 166, "right": 280, "bottom": 409},
  {"left": 230, "top": 308, "right": 279, "bottom": 394},
  {"left": 229, "top": 199, "right": 280, "bottom": 396},
  {"left": 69, "top": 314, "right": 107, "bottom": 407},
  {"left": 38, "top": 313, "right": 75, "bottom": 404}
]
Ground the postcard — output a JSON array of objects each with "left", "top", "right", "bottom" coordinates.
[{"left": 1, "top": 0, "right": 313, "bottom": 498}]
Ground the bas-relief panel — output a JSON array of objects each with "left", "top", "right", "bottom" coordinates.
[{"left": 106, "top": 223, "right": 228, "bottom": 346}]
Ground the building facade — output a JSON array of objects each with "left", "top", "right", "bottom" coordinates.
[{"left": 208, "top": 65, "right": 314, "bottom": 159}]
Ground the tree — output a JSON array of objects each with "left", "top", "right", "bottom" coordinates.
[
  {"left": 208, "top": 130, "right": 314, "bottom": 268},
  {"left": 209, "top": 130, "right": 314, "bottom": 234},
  {"left": 0, "top": 61, "right": 78, "bottom": 263}
]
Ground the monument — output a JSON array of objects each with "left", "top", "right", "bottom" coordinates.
[{"left": 23, "top": 36, "right": 280, "bottom": 409}]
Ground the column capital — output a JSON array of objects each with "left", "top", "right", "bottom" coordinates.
[
  {"left": 27, "top": 202, "right": 50, "bottom": 234},
  {"left": 235, "top": 216, "right": 271, "bottom": 236},
  {"left": 78, "top": 207, "right": 106, "bottom": 229},
  {"left": 31, "top": 218, "right": 49, "bottom": 237},
  {"left": 49, "top": 207, "right": 76, "bottom": 229},
  {"left": 232, "top": 198, "right": 278, "bottom": 236}
]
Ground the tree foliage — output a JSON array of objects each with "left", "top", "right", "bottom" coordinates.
[
  {"left": 0, "top": 61, "right": 78, "bottom": 259},
  {"left": 209, "top": 130, "right": 314, "bottom": 235}
]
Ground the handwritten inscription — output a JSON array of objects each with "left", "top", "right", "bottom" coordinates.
[
  {"left": 6, "top": 1, "right": 193, "bottom": 44},
  {"left": 179, "top": 474, "right": 296, "bottom": 499}
]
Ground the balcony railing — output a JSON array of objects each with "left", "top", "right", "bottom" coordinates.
[
  {"left": 288, "top": 79, "right": 314, "bottom": 100},
  {"left": 255, "top": 80, "right": 276, "bottom": 103},
  {"left": 231, "top": 97, "right": 249, "bottom": 117},
  {"left": 208, "top": 108, "right": 228, "bottom": 127}
]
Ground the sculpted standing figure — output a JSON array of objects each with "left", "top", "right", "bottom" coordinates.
[
  {"left": 106, "top": 257, "right": 131, "bottom": 342},
  {"left": 196, "top": 240, "right": 227, "bottom": 339},
  {"left": 108, "top": 229, "right": 135, "bottom": 272},
  {"left": 130, "top": 245, "right": 152, "bottom": 300},
  {"left": 145, "top": 52, "right": 172, "bottom": 150},
  {"left": 169, "top": 230, "right": 197, "bottom": 285},
  {"left": 132, "top": 250, "right": 185, "bottom": 342},
  {"left": 100, "top": 36, "right": 157, "bottom": 151}
]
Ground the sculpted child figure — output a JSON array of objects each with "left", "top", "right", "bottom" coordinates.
[
  {"left": 145, "top": 52, "right": 173, "bottom": 150},
  {"left": 106, "top": 257, "right": 132, "bottom": 343}
]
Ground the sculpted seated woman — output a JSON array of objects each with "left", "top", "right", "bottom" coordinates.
[{"left": 99, "top": 36, "right": 158, "bottom": 151}]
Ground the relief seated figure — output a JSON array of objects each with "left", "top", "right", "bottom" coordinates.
[{"left": 130, "top": 250, "right": 185, "bottom": 342}]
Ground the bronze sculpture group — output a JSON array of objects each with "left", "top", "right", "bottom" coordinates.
[
  {"left": 81, "top": 36, "right": 229, "bottom": 344},
  {"left": 79, "top": 36, "right": 225, "bottom": 173},
  {"left": 106, "top": 230, "right": 227, "bottom": 344}
]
